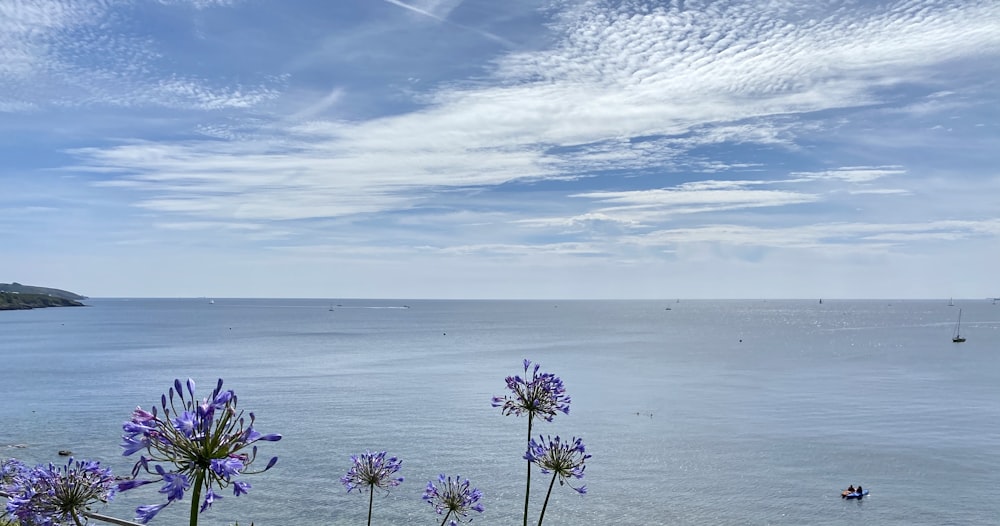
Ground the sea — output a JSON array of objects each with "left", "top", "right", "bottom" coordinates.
[{"left": 2, "top": 298, "right": 999, "bottom": 526}]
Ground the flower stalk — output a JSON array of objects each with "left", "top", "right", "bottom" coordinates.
[
  {"left": 492, "top": 359, "right": 570, "bottom": 526},
  {"left": 524, "top": 435, "right": 590, "bottom": 526},
  {"left": 118, "top": 378, "right": 281, "bottom": 525},
  {"left": 422, "top": 474, "right": 484, "bottom": 525},
  {"left": 341, "top": 450, "right": 403, "bottom": 525}
]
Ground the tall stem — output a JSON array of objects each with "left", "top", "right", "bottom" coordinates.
[
  {"left": 367, "top": 488, "right": 374, "bottom": 526},
  {"left": 536, "top": 472, "right": 558, "bottom": 526},
  {"left": 70, "top": 510, "right": 85, "bottom": 526},
  {"left": 189, "top": 469, "right": 205, "bottom": 526},
  {"left": 523, "top": 413, "right": 534, "bottom": 526},
  {"left": 438, "top": 510, "right": 453, "bottom": 526}
]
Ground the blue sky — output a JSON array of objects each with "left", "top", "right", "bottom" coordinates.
[{"left": 2, "top": 0, "right": 998, "bottom": 299}]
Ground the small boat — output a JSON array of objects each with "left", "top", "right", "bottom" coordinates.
[
  {"left": 842, "top": 489, "right": 869, "bottom": 499},
  {"left": 952, "top": 308, "right": 966, "bottom": 343}
]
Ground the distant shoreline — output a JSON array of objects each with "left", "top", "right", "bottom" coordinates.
[
  {"left": 0, "top": 293, "right": 86, "bottom": 310},
  {"left": 0, "top": 283, "right": 87, "bottom": 310}
]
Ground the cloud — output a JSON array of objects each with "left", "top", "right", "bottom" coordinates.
[
  {"left": 159, "top": 0, "right": 243, "bottom": 8},
  {"left": 382, "top": 0, "right": 514, "bottom": 46},
  {"left": 793, "top": 167, "right": 905, "bottom": 183},
  {"left": 0, "top": 0, "right": 281, "bottom": 112},
  {"left": 628, "top": 219, "right": 1000, "bottom": 251},
  {"left": 5, "top": 0, "right": 1000, "bottom": 297},
  {"left": 47, "top": 0, "right": 995, "bottom": 261},
  {"left": 383, "top": 0, "right": 463, "bottom": 21},
  {"left": 575, "top": 186, "right": 819, "bottom": 217}
]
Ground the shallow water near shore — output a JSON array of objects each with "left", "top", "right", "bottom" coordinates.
[{"left": 2, "top": 298, "right": 999, "bottom": 525}]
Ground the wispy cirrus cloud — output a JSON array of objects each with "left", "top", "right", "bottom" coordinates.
[
  {"left": 383, "top": 0, "right": 514, "bottom": 46},
  {"left": 0, "top": 0, "right": 281, "bottom": 112},
  {"left": 5, "top": 0, "right": 1000, "bottom": 297},
  {"left": 383, "top": 0, "right": 464, "bottom": 21},
  {"left": 59, "top": 0, "right": 999, "bottom": 251},
  {"left": 625, "top": 219, "right": 1000, "bottom": 252}
]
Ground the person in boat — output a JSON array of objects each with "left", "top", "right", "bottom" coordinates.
[
  {"left": 841, "top": 485, "right": 855, "bottom": 497},
  {"left": 856, "top": 485, "right": 862, "bottom": 494}
]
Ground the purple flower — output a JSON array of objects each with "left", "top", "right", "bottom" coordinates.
[
  {"left": 212, "top": 389, "right": 233, "bottom": 408},
  {"left": 341, "top": 450, "right": 403, "bottom": 526},
  {"left": 0, "top": 458, "right": 32, "bottom": 519},
  {"left": 132, "top": 406, "right": 156, "bottom": 422},
  {"left": 525, "top": 435, "right": 591, "bottom": 526},
  {"left": 123, "top": 419, "right": 157, "bottom": 436},
  {"left": 525, "top": 435, "right": 590, "bottom": 492},
  {"left": 118, "top": 378, "right": 282, "bottom": 525},
  {"left": 1, "top": 458, "right": 29, "bottom": 485},
  {"left": 121, "top": 434, "right": 151, "bottom": 456},
  {"left": 232, "top": 481, "right": 251, "bottom": 496},
  {"left": 211, "top": 457, "right": 245, "bottom": 480},
  {"left": 2, "top": 458, "right": 117, "bottom": 526},
  {"left": 136, "top": 503, "right": 168, "bottom": 523},
  {"left": 492, "top": 359, "right": 570, "bottom": 422},
  {"left": 492, "top": 359, "right": 571, "bottom": 526},
  {"left": 199, "top": 488, "right": 222, "bottom": 512},
  {"left": 172, "top": 411, "right": 198, "bottom": 438},
  {"left": 158, "top": 471, "right": 190, "bottom": 502},
  {"left": 422, "top": 474, "right": 484, "bottom": 526},
  {"left": 341, "top": 450, "right": 404, "bottom": 494}
]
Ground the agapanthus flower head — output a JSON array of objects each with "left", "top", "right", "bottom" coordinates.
[
  {"left": 3, "top": 457, "right": 117, "bottom": 526},
  {"left": 422, "top": 474, "right": 484, "bottom": 525},
  {"left": 341, "top": 451, "right": 403, "bottom": 494},
  {"left": 1, "top": 458, "right": 33, "bottom": 524},
  {"left": 1, "top": 458, "right": 29, "bottom": 487},
  {"left": 118, "top": 378, "right": 281, "bottom": 524},
  {"left": 492, "top": 359, "right": 570, "bottom": 422},
  {"left": 524, "top": 435, "right": 590, "bottom": 494}
]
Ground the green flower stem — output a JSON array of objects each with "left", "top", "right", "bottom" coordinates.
[
  {"left": 536, "top": 471, "right": 558, "bottom": 526},
  {"left": 70, "top": 510, "right": 85, "bottom": 526},
  {"left": 189, "top": 469, "right": 206, "bottom": 526},
  {"left": 367, "top": 488, "right": 374, "bottom": 526},
  {"left": 523, "top": 413, "right": 534, "bottom": 526},
  {"left": 438, "top": 510, "right": 453, "bottom": 526}
]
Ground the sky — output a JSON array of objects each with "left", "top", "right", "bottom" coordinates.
[{"left": 2, "top": 0, "right": 999, "bottom": 299}]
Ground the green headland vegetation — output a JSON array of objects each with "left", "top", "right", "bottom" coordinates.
[{"left": 0, "top": 282, "right": 87, "bottom": 310}]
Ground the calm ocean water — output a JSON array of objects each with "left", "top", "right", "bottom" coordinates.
[{"left": 2, "top": 298, "right": 999, "bottom": 525}]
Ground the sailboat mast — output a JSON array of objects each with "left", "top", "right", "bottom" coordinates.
[{"left": 952, "top": 308, "right": 966, "bottom": 343}]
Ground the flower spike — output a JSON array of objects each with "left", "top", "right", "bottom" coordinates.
[{"left": 118, "top": 378, "right": 281, "bottom": 525}]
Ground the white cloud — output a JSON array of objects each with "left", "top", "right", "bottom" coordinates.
[
  {"left": 578, "top": 187, "right": 817, "bottom": 209},
  {"left": 382, "top": 0, "right": 513, "bottom": 46},
  {"left": 0, "top": 0, "right": 280, "bottom": 112},
  {"left": 627, "top": 219, "right": 1000, "bottom": 251},
  {"left": 156, "top": 0, "right": 243, "bottom": 9},
  {"left": 5, "top": 0, "right": 1000, "bottom": 298},
  {"left": 794, "top": 167, "right": 906, "bottom": 183},
  {"left": 384, "top": 0, "right": 464, "bottom": 20}
]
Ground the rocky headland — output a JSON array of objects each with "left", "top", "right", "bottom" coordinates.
[{"left": 0, "top": 282, "right": 87, "bottom": 310}]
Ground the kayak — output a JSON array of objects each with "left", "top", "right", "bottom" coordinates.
[{"left": 842, "top": 489, "right": 869, "bottom": 499}]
